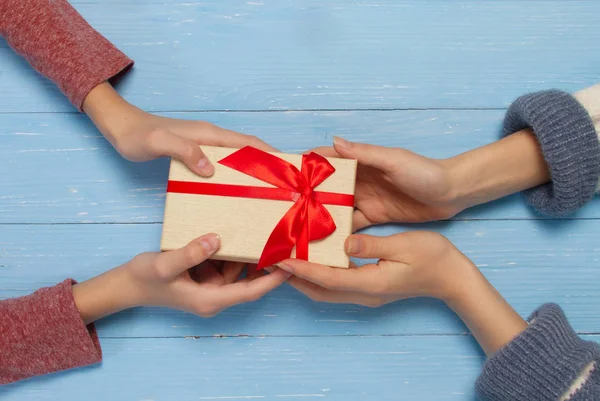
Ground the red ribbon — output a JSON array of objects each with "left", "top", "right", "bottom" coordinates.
[{"left": 166, "top": 146, "right": 354, "bottom": 269}]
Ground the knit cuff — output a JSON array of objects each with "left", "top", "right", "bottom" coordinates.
[
  {"left": 475, "top": 304, "right": 600, "bottom": 401},
  {"left": 0, "top": 0, "right": 134, "bottom": 112},
  {"left": 503, "top": 90, "right": 600, "bottom": 215},
  {"left": 0, "top": 279, "right": 102, "bottom": 384},
  {"left": 71, "top": 50, "right": 133, "bottom": 112}
]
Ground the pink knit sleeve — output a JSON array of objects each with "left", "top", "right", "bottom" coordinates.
[
  {"left": 0, "top": 0, "right": 134, "bottom": 110},
  {"left": 0, "top": 279, "right": 102, "bottom": 384}
]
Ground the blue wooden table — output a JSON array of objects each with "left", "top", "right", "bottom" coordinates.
[{"left": 1, "top": 1, "right": 600, "bottom": 400}]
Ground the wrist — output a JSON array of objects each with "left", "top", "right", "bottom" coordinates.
[
  {"left": 72, "top": 264, "right": 142, "bottom": 324},
  {"left": 442, "top": 258, "right": 483, "bottom": 309},
  {"left": 82, "top": 81, "right": 142, "bottom": 148},
  {"left": 437, "top": 157, "right": 471, "bottom": 213},
  {"left": 441, "top": 152, "right": 487, "bottom": 212},
  {"left": 437, "top": 252, "right": 480, "bottom": 306},
  {"left": 443, "top": 259, "right": 528, "bottom": 356}
]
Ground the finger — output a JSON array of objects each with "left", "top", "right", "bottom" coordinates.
[
  {"left": 246, "top": 265, "right": 263, "bottom": 281},
  {"left": 193, "top": 261, "right": 224, "bottom": 285},
  {"left": 222, "top": 262, "right": 246, "bottom": 284},
  {"left": 190, "top": 260, "right": 218, "bottom": 282},
  {"left": 156, "top": 233, "right": 221, "bottom": 280},
  {"left": 352, "top": 209, "right": 372, "bottom": 231},
  {"left": 345, "top": 233, "right": 408, "bottom": 261},
  {"left": 237, "top": 265, "right": 286, "bottom": 284},
  {"left": 148, "top": 128, "right": 215, "bottom": 176},
  {"left": 276, "top": 259, "right": 381, "bottom": 292},
  {"left": 332, "top": 136, "right": 400, "bottom": 169},
  {"left": 286, "top": 276, "right": 343, "bottom": 303},
  {"left": 287, "top": 276, "right": 381, "bottom": 307},
  {"left": 247, "top": 263, "right": 260, "bottom": 272},
  {"left": 303, "top": 146, "right": 340, "bottom": 158},
  {"left": 210, "top": 268, "right": 291, "bottom": 309}
]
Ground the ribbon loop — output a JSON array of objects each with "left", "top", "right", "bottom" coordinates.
[
  {"left": 301, "top": 151, "right": 337, "bottom": 189},
  {"left": 219, "top": 146, "right": 305, "bottom": 192}
]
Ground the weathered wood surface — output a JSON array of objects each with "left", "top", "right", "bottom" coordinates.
[{"left": 1, "top": 1, "right": 599, "bottom": 399}]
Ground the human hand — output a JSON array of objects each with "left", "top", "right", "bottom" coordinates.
[
  {"left": 312, "top": 132, "right": 548, "bottom": 229},
  {"left": 279, "top": 231, "right": 473, "bottom": 307},
  {"left": 73, "top": 233, "right": 291, "bottom": 324},
  {"left": 312, "top": 138, "right": 462, "bottom": 229},
  {"left": 280, "top": 231, "right": 527, "bottom": 356},
  {"left": 82, "top": 82, "right": 277, "bottom": 176}
]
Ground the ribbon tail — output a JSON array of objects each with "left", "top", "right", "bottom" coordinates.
[
  {"left": 257, "top": 200, "right": 306, "bottom": 269},
  {"left": 295, "top": 200, "right": 310, "bottom": 261},
  {"left": 306, "top": 196, "right": 337, "bottom": 241}
]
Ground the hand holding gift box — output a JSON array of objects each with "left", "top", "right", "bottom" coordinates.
[{"left": 161, "top": 146, "right": 357, "bottom": 269}]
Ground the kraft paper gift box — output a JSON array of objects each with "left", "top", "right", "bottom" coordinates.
[{"left": 161, "top": 146, "right": 357, "bottom": 269}]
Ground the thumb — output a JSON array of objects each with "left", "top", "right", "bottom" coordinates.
[
  {"left": 332, "top": 136, "right": 397, "bottom": 169},
  {"left": 157, "top": 233, "right": 221, "bottom": 280},
  {"left": 149, "top": 128, "right": 214, "bottom": 177},
  {"left": 345, "top": 233, "right": 405, "bottom": 261}
]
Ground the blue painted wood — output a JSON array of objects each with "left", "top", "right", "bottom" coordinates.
[
  {"left": 2, "top": 110, "right": 600, "bottom": 224},
  {"left": 0, "top": 335, "right": 487, "bottom": 401},
  {"left": 2, "top": 334, "right": 598, "bottom": 401},
  {"left": 2, "top": 219, "right": 599, "bottom": 337},
  {"left": 2, "top": 1, "right": 599, "bottom": 398},
  {"left": 1, "top": 1, "right": 599, "bottom": 113}
]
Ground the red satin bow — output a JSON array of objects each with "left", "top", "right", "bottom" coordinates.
[{"left": 218, "top": 146, "right": 349, "bottom": 269}]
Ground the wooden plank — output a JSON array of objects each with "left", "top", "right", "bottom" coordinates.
[
  {"left": 0, "top": 335, "right": 486, "bottom": 400},
  {"left": 2, "top": 334, "right": 598, "bottom": 401},
  {"left": 1, "top": 220, "right": 599, "bottom": 337},
  {"left": 1, "top": 1, "right": 599, "bottom": 112},
  {"left": 2, "top": 110, "right": 599, "bottom": 224}
]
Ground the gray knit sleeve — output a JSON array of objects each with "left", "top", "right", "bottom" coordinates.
[
  {"left": 503, "top": 90, "right": 600, "bottom": 215},
  {"left": 475, "top": 304, "right": 600, "bottom": 401}
]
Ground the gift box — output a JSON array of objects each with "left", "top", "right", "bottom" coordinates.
[{"left": 161, "top": 146, "right": 357, "bottom": 269}]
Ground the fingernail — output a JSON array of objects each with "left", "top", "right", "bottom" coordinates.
[
  {"left": 264, "top": 266, "right": 275, "bottom": 273},
  {"left": 333, "top": 136, "right": 350, "bottom": 149},
  {"left": 276, "top": 262, "right": 294, "bottom": 274},
  {"left": 345, "top": 236, "right": 361, "bottom": 255},
  {"left": 200, "top": 233, "right": 220, "bottom": 254},
  {"left": 282, "top": 271, "right": 293, "bottom": 280},
  {"left": 196, "top": 157, "right": 214, "bottom": 175}
]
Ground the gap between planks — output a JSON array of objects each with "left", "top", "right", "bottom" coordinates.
[
  {"left": 101, "top": 333, "right": 474, "bottom": 340},
  {"left": 0, "top": 107, "right": 508, "bottom": 115},
  {"left": 98, "top": 332, "right": 600, "bottom": 339}
]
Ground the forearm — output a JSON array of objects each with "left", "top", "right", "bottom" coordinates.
[
  {"left": 72, "top": 263, "right": 140, "bottom": 325},
  {"left": 447, "top": 129, "right": 550, "bottom": 212},
  {"left": 82, "top": 81, "right": 142, "bottom": 149},
  {"left": 446, "top": 86, "right": 600, "bottom": 217},
  {"left": 0, "top": 0, "right": 133, "bottom": 110},
  {"left": 445, "top": 258, "right": 527, "bottom": 356},
  {"left": 445, "top": 260, "right": 600, "bottom": 400}
]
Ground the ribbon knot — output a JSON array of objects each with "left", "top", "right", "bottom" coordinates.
[{"left": 218, "top": 146, "right": 344, "bottom": 269}]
